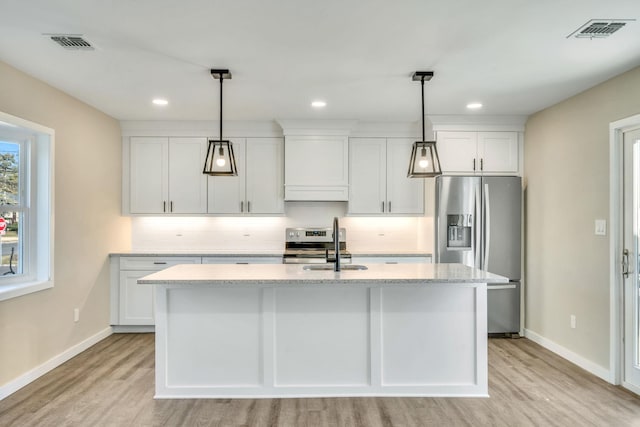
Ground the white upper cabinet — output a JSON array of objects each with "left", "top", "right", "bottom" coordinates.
[
  {"left": 477, "top": 132, "right": 519, "bottom": 173},
  {"left": 208, "top": 138, "right": 284, "bottom": 214},
  {"left": 130, "top": 137, "right": 168, "bottom": 214},
  {"left": 208, "top": 138, "right": 246, "bottom": 214},
  {"left": 245, "top": 138, "right": 284, "bottom": 214},
  {"left": 169, "top": 138, "right": 209, "bottom": 213},
  {"left": 349, "top": 138, "right": 386, "bottom": 213},
  {"left": 436, "top": 131, "right": 519, "bottom": 175},
  {"left": 130, "top": 137, "right": 207, "bottom": 214},
  {"left": 386, "top": 139, "right": 424, "bottom": 214},
  {"left": 284, "top": 136, "right": 349, "bottom": 201},
  {"left": 349, "top": 138, "right": 424, "bottom": 215}
]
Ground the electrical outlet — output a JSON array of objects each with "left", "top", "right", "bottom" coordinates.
[
  {"left": 74, "top": 308, "right": 80, "bottom": 323},
  {"left": 570, "top": 315, "right": 576, "bottom": 329}
]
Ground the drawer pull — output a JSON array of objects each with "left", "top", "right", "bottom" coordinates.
[
  {"left": 385, "top": 261, "right": 398, "bottom": 264},
  {"left": 153, "top": 262, "right": 168, "bottom": 265}
]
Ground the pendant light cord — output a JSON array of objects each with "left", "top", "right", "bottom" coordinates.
[
  {"left": 219, "top": 74, "right": 223, "bottom": 141},
  {"left": 421, "top": 76, "right": 425, "bottom": 142}
]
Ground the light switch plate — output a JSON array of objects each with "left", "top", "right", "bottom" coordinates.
[{"left": 595, "top": 219, "right": 607, "bottom": 236}]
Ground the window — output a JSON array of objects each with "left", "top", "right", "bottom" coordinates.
[
  {"left": 0, "top": 112, "right": 53, "bottom": 301},
  {"left": 0, "top": 139, "right": 25, "bottom": 277}
]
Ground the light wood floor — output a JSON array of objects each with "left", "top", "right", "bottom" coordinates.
[{"left": 1, "top": 334, "right": 639, "bottom": 426}]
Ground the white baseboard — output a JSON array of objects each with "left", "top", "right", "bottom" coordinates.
[
  {"left": 523, "top": 328, "right": 612, "bottom": 383},
  {"left": 0, "top": 327, "right": 113, "bottom": 400}
]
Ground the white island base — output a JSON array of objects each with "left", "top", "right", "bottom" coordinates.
[{"left": 142, "top": 263, "right": 501, "bottom": 399}]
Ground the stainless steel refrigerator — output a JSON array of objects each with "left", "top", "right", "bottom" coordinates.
[{"left": 435, "top": 175, "right": 521, "bottom": 334}]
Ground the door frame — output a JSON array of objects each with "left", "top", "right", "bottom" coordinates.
[{"left": 609, "top": 113, "right": 640, "bottom": 391}]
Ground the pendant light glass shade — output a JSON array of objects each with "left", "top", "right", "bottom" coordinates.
[
  {"left": 203, "top": 140, "right": 237, "bottom": 175},
  {"left": 408, "top": 71, "right": 442, "bottom": 178},
  {"left": 203, "top": 69, "right": 238, "bottom": 176},
  {"left": 408, "top": 141, "right": 441, "bottom": 177}
]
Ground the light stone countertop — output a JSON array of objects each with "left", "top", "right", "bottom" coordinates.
[
  {"left": 109, "top": 250, "right": 284, "bottom": 257},
  {"left": 137, "top": 262, "right": 507, "bottom": 286},
  {"left": 109, "top": 250, "right": 432, "bottom": 257}
]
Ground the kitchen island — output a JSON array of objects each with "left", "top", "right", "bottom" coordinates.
[{"left": 138, "top": 263, "right": 507, "bottom": 399}]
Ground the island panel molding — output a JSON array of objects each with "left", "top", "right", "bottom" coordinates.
[{"left": 145, "top": 263, "right": 497, "bottom": 398}]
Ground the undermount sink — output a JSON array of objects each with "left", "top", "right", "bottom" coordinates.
[{"left": 303, "top": 264, "right": 368, "bottom": 271}]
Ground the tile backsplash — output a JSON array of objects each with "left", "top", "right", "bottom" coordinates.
[{"left": 131, "top": 202, "right": 433, "bottom": 253}]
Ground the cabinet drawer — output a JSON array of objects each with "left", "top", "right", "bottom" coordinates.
[
  {"left": 202, "top": 256, "right": 282, "bottom": 264},
  {"left": 119, "top": 256, "right": 201, "bottom": 270},
  {"left": 352, "top": 256, "right": 432, "bottom": 264}
]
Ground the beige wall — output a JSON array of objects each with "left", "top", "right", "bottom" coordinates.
[
  {"left": 525, "top": 65, "right": 640, "bottom": 369},
  {"left": 0, "top": 61, "right": 130, "bottom": 385}
]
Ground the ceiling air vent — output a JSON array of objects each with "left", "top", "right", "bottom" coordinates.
[
  {"left": 47, "top": 34, "right": 94, "bottom": 50},
  {"left": 567, "top": 19, "right": 634, "bottom": 39}
]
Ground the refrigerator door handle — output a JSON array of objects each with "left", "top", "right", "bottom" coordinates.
[
  {"left": 483, "top": 183, "right": 491, "bottom": 271},
  {"left": 475, "top": 182, "right": 482, "bottom": 269}
]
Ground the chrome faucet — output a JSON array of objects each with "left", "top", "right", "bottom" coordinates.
[{"left": 333, "top": 216, "right": 341, "bottom": 272}]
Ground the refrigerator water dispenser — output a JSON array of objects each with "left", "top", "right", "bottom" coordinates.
[{"left": 447, "top": 214, "right": 472, "bottom": 249}]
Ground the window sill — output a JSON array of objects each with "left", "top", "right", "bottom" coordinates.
[{"left": 0, "top": 279, "right": 53, "bottom": 302}]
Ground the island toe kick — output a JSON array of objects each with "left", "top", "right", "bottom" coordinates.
[{"left": 152, "top": 281, "right": 488, "bottom": 399}]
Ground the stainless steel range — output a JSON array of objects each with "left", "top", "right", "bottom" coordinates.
[{"left": 283, "top": 227, "right": 351, "bottom": 264}]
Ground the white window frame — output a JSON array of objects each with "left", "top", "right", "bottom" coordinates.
[{"left": 0, "top": 111, "right": 54, "bottom": 301}]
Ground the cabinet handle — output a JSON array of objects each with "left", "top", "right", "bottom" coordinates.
[
  {"left": 388, "top": 201, "right": 392, "bottom": 213},
  {"left": 247, "top": 201, "right": 251, "bottom": 213},
  {"left": 381, "top": 201, "right": 385, "bottom": 213},
  {"left": 240, "top": 201, "right": 244, "bottom": 212},
  {"left": 170, "top": 201, "right": 173, "bottom": 212},
  {"left": 153, "top": 262, "right": 167, "bottom": 265},
  {"left": 480, "top": 158, "right": 484, "bottom": 171},
  {"left": 163, "top": 201, "right": 166, "bottom": 212},
  {"left": 473, "top": 158, "right": 476, "bottom": 171}
]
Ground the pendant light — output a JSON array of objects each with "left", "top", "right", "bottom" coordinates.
[
  {"left": 203, "top": 69, "right": 238, "bottom": 176},
  {"left": 408, "top": 71, "right": 442, "bottom": 178}
]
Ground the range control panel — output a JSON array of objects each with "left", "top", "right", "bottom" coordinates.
[{"left": 285, "top": 227, "right": 346, "bottom": 243}]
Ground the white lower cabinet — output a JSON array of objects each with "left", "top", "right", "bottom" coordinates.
[
  {"left": 111, "top": 255, "right": 283, "bottom": 328},
  {"left": 119, "top": 270, "right": 155, "bottom": 325},
  {"left": 111, "top": 256, "right": 201, "bottom": 328}
]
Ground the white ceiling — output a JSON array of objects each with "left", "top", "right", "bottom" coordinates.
[{"left": 1, "top": 0, "right": 639, "bottom": 122}]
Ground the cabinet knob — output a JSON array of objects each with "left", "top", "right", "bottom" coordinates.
[
  {"left": 381, "top": 202, "right": 385, "bottom": 213},
  {"left": 163, "top": 201, "right": 166, "bottom": 212},
  {"left": 247, "top": 201, "right": 251, "bottom": 213},
  {"left": 473, "top": 159, "right": 476, "bottom": 171},
  {"left": 240, "top": 201, "right": 244, "bottom": 212},
  {"left": 480, "top": 158, "right": 484, "bottom": 171}
]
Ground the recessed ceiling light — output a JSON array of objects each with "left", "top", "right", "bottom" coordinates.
[
  {"left": 466, "top": 102, "right": 483, "bottom": 110},
  {"left": 311, "top": 100, "right": 326, "bottom": 108},
  {"left": 152, "top": 98, "right": 169, "bottom": 106}
]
